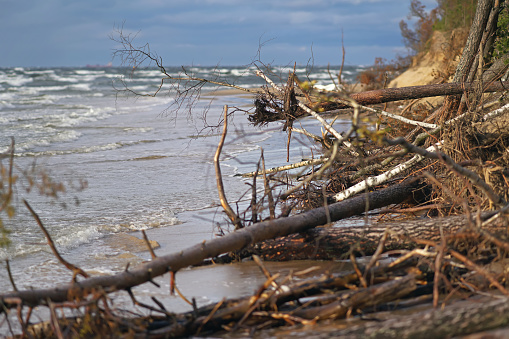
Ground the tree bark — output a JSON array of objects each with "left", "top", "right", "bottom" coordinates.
[
  {"left": 245, "top": 212, "right": 506, "bottom": 261},
  {"left": 253, "top": 79, "right": 509, "bottom": 124},
  {"left": 453, "top": 0, "right": 494, "bottom": 83},
  {"left": 0, "top": 179, "right": 421, "bottom": 310},
  {"left": 315, "top": 296, "right": 509, "bottom": 339},
  {"left": 339, "top": 81, "right": 509, "bottom": 108},
  {"left": 441, "top": 0, "right": 495, "bottom": 122}
]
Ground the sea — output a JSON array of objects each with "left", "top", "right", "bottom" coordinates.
[{"left": 0, "top": 65, "right": 363, "bottom": 330}]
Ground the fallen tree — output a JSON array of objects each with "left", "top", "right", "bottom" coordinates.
[
  {"left": 337, "top": 80, "right": 509, "bottom": 108},
  {"left": 302, "top": 295, "right": 509, "bottom": 339},
  {"left": 3, "top": 0, "right": 509, "bottom": 337},
  {"left": 244, "top": 211, "right": 507, "bottom": 261},
  {"left": 0, "top": 179, "right": 421, "bottom": 310},
  {"left": 19, "top": 210, "right": 509, "bottom": 338},
  {"left": 249, "top": 79, "right": 509, "bottom": 125}
]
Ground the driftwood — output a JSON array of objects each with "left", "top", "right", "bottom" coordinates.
[
  {"left": 6, "top": 3, "right": 509, "bottom": 338},
  {"left": 313, "top": 296, "right": 509, "bottom": 339},
  {"left": 0, "top": 179, "right": 421, "bottom": 310},
  {"left": 252, "top": 80, "right": 509, "bottom": 124},
  {"left": 26, "top": 254, "right": 424, "bottom": 338},
  {"left": 342, "top": 80, "right": 509, "bottom": 108},
  {"left": 245, "top": 212, "right": 507, "bottom": 261},
  {"left": 155, "top": 272, "right": 419, "bottom": 337}
]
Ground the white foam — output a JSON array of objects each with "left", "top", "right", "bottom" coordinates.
[
  {"left": 24, "top": 69, "right": 55, "bottom": 75},
  {"left": 0, "top": 74, "right": 33, "bottom": 87},
  {"left": 0, "top": 243, "right": 42, "bottom": 261},
  {"left": 0, "top": 101, "right": 15, "bottom": 108},
  {"left": 48, "top": 74, "right": 78, "bottom": 83},
  {"left": 134, "top": 70, "right": 162, "bottom": 77},
  {"left": 99, "top": 208, "right": 182, "bottom": 233},
  {"left": 33, "top": 85, "right": 68, "bottom": 91},
  {"left": 54, "top": 225, "right": 102, "bottom": 250},
  {"left": 230, "top": 69, "right": 250, "bottom": 77},
  {"left": 74, "top": 70, "right": 105, "bottom": 75},
  {"left": 69, "top": 83, "right": 92, "bottom": 91}
]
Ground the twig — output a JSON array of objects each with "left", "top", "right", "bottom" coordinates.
[
  {"left": 423, "top": 172, "right": 469, "bottom": 210},
  {"left": 241, "top": 157, "right": 329, "bottom": 177},
  {"left": 369, "top": 106, "right": 438, "bottom": 129},
  {"left": 255, "top": 70, "right": 283, "bottom": 93},
  {"left": 235, "top": 272, "right": 282, "bottom": 330},
  {"left": 449, "top": 249, "right": 509, "bottom": 297},
  {"left": 253, "top": 255, "right": 280, "bottom": 290},
  {"left": 364, "top": 229, "right": 389, "bottom": 281},
  {"left": 196, "top": 298, "right": 225, "bottom": 335},
  {"left": 385, "top": 137, "right": 506, "bottom": 207},
  {"left": 374, "top": 204, "right": 442, "bottom": 214},
  {"left": 48, "top": 300, "right": 64, "bottom": 339},
  {"left": 297, "top": 101, "right": 355, "bottom": 148},
  {"left": 281, "top": 142, "right": 338, "bottom": 200},
  {"left": 175, "top": 284, "right": 193, "bottom": 306},
  {"left": 21, "top": 307, "right": 33, "bottom": 337},
  {"left": 255, "top": 69, "right": 357, "bottom": 152},
  {"left": 141, "top": 230, "right": 157, "bottom": 260},
  {"left": 23, "top": 200, "right": 89, "bottom": 279},
  {"left": 170, "top": 271, "right": 175, "bottom": 295},
  {"left": 214, "top": 105, "right": 242, "bottom": 229},
  {"left": 350, "top": 253, "right": 368, "bottom": 288},
  {"left": 126, "top": 289, "right": 172, "bottom": 316},
  {"left": 479, "top": 228, "right": 509, "bottom": 252},
  {"left": 113, "top": 29, "right": 256, "bottom": 96},
  {"left": 250, "top": 160, "right": 260, "bottom": 223},
  {"left": 291, "top": 127, "right": 324, "bottom": 144},
  {"left": 433, "top": 225, "right": 446, "bottom": 308},
  {"left": 261, "top": 150, "right": 276, "bottom": 219},
  {"left": 5, "top": 260, "right": 17, "bottom": 292}
]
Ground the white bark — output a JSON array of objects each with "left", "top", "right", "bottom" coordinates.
[
  {"left": 241, "top": 157, "right": 329, "bottom": 177},
  {"left": 333, "top": 143, "right": 442, "bottom": 202},
  {"left": 367, "top": 106, "right": 438, "bottom": 129}
]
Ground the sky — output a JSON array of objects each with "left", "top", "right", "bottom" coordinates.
[{"left": 0, "top": 0, "right": 438, "bottom": 68}]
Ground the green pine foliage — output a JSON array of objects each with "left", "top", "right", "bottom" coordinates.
[
  {"left": 493, "top": 4, "right": 509, "bottom": 60},
  {"left": 433, "top": 0, "right": 478, "bottom": 32}
]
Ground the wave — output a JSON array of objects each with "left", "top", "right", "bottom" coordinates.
[
  {"left": 19, "top": 138, "right": 160, "bottom": 157},
  {"left": 74, "top": 70, "right": 106, "bottom": 75},
  {"left": 0, "top": 73, "right": 33, "bottom": 87}
]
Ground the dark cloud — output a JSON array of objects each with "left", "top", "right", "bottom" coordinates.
[{"left": 0, "top": 0, "right": 426, "bottom": 67}]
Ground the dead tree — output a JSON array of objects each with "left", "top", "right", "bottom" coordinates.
[
  {"left": 245, "top": 211, "right": 507, "bottom": 261},
  {"left": 0, "top": 179, "right": 420, "bottom": 310}
]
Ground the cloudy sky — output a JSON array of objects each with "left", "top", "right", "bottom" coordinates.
[{"left": 0, "top": 0, "right": 437, "bottom": 68}]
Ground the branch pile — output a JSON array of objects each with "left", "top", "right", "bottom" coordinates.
[{"left": 2, "top": 1, "right": 509, "bottom": 338}]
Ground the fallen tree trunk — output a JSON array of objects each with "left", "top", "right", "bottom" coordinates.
[
  {"left": 0, "top": 179, "right": 421, "bottom": 310},
  {"left": 27, "top": 254, "right": 423, "bottom": 338},
  {"left": 342, "top": 81, "right": 509, "bottom": 108},
  {"left": 252, "top": 81, "right": 509, "bottom": 124},
  {"left": 317, "top": 296, "right": 509, "bottom": 338},
  {"left": 245, "top": 212, "right": 506, "bottom": 261}
]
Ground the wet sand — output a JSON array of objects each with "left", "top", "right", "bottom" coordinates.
[{"left": 98, "top": 205, "right": 364, "bottom": 314}]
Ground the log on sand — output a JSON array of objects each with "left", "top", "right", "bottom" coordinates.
[
  {"left": 245, "top": 212, "right": 506, "bottom": 261},
  {"left": 0, "top": 179, "right": 421, "bottom": 309}
]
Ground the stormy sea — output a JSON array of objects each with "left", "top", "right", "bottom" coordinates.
[{"left": 0, "top": 65, "right": 363, "bottom": 329}]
